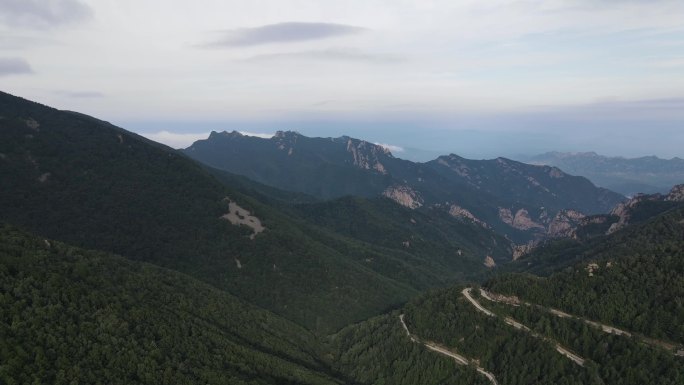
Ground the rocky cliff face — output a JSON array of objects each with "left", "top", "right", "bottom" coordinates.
[
  {"left": 344, "top": 137, "right": 391, "bottom": 174},
  {"left": 547, "top": 209, "right": 586, "bottom": 238},
  {"left": 499, "top": 208, "right": 545, "bottom": 231},
  {"left": 382, "top": 185, "right": 423, "bottom": 209},
  {"left": 448, "top": 204, "right": 487, "bottom": 227},
  {"left": 550, "top": 184, "right": 684, "bottom": 239},
  {"left": 498, "top": 207, "right": 585, "bottom": 237},
  {"left": 274, "top": 130, "right": 298, "bottom": 155},
  {"left": 666, "top": 184, "right": 684, "bottom": 202},
  {"left": 504, "top": 208, "right": 586, "bottom": 258},
  {"left": 608, "top": 193, "right": 664, "bottom": 234},
  {"left": 512, "top": 241, "right": 537, "bottom": 260}
]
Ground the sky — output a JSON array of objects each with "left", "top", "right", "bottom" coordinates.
[{"left": 1, "top": 0, "right": 683, "bottom": 159}]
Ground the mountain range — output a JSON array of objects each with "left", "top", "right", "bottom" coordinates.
[
  {"left": 1, "top": 90, "right": 683, "bottom": 384},
  {"left": 0, "top": 91, "right": 511, "bottom": 334},
  {"left": 520, "top": 151, "right": 684, "bottom": 196},
  {"left": 185, "top": 130, "right": 624, "bottom": 243}
]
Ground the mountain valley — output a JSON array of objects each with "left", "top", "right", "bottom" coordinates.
[{"left": 1, "top": 91, "right": 683, "bottom": 384}]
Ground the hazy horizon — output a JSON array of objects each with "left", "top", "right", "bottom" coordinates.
[
  {"left": 121, "top": 116, "right": 683, "bottom": 161},
  {"left": 2, "top": 0, "right": 683, "bottom": 159}
]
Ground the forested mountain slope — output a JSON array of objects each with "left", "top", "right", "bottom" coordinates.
[
  {"left": 487, "top": 203, "right": 684, "bottom": 344},
  {"left": 185, "top": 130, "right": 624, "bottom": 242},
  {"left": 0, "top": 225, "right": 347, "bottom": 385},
  {"left": 0, "top": 91, "right": 419, "bottom": 332},
  {"left": 0, "top": 91, "right": 509, "bottom": 332},
  {"left": 332, "top": 283, "right": 683, "bottom": 385},
  {"left": 290, "top": 196, "right": 512, "bottom": 268},
  {"left": 329, "top": 200, "right": 684, "bottom": 385}
]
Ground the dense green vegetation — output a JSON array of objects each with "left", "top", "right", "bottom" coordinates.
[
  {"left": 0, "top": 93, "right": 409, "bottom": 333},
  {"left": 403, "top": 287, "right": 598, "bottom": 385},
  {"left": 427, "top": 154, "right": 623, "bottom": 215},
  {"left": 2, "top": 91, "right": 682, "bottom": 385},
  {"left": 0, "top": 225, "right": 345, "bottom": 385},
  {"left": 481, "top": 298, "right": 684, "bottom": 384},
  {"left": 488, "top": 204, "right": 684, "bottom": 343},
  {"left": 185, "top": 130, "right": 394, "bottom": 200},
  {"left": 344, "top": 282, "right": 684, "bottom": 385},
  {"left": 291, "top": 196, "right": 511, "bottom": 274},
  {"left": 329, "top": 313, "right": 489, "bottom": 385},
  {"left": 0, "top": 91, "right": 495, "bottom": 333}
]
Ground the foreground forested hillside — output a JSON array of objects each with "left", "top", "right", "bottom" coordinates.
[{"left": 0, "top": 225, "right": 346, "bottom": 385}]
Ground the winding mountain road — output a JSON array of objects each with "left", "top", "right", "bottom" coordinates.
[
  {"left": 399, "top": 314, "right": 498, "bottom": 385},
  {"left": 462, "top": 288, "right": 586, "bottom": 367},
  {"left": 479, "top": 288, "right": 684, "bottom": 357}
]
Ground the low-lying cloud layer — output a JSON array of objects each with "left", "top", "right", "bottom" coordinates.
[{"left": 204, "top": 22, "right": 364, "bottom": 47}]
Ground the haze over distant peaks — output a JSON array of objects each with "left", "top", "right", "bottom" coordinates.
[{"left": 520, "top": 151, "right": 684, "bottom": 196}]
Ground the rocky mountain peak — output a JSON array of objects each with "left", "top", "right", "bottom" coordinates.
[
  {"left": 274, "top": 130, "right": 302, "bottom": 139},
  {"left": 547, "top": 166, "right": 565, "bottom": 178},
  {"left": 208, "top": 130, "right": 244, "bottom": 140},
  {"left": 666, "top": 184, "right": 684, "bottom": 202},
  {"left": 273, "top": 131, "right": 302, "bottom": 154},
  {"left": 436, "top": 154, "right": 471, "bottom": 177},
  {"left": 345, "top": 137, "right": 392, "bottom": 173}
]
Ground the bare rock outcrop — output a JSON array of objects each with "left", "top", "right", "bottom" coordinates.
[
  {"left": 499, "top": 208, "right": 545, "bottom": 231},
  {"left": 448, "top": 204, "right": 486, "bottom": 227},
  {"left": 383, "top": 185, "right": 423, "bottom": 209},
  {"left": 666, "top": 184, "right": 684, "bottom": 202},
  {"left": 547, "top": 209, "right": 586, "bottom": 238},
  {"left": 346, "top": 138, "right": 390, "bottom": 174},
  {"left": 220, "top": 198, "right": 265, "bottom": 239},
  {"left": 512, "top": 241, "right": 538, "bottom": 260},
  {"left": 608, "top": 193, "right": 661, "bottom": 234}
]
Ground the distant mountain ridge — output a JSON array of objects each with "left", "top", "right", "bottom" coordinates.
[
  {"left": 185, "top": 130, "right": 625, "bottom": 243},
  {"left": 521, "top": 151, "right": 684, "bottom": 196}
]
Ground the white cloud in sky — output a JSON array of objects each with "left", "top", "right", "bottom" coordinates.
[
  {"left": 0, "top": 57, "right": 33, "bottom": 76},
  {"left": 0, "top": 0, "right": 682, "bottom": 159},
  {"left": 374, "top": 143, "right": 404, "bottom": 153},
  {"left": 239, "top": 131, "right": 274, "bottom": 139}
]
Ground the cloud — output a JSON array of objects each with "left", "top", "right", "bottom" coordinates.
[
  {"left": 374, "top": 143, "right": 404, "bottom": 153},
  {"left": 0, "top": 35, "right": 58, "bottom": 49},
  {"left": 141, "top": 131, "right": 211, "bottom": 149},
  {"left": 531, "top": 97, "right": 684, "bottom": 119},
  {"left": 239, "top": 131, "right": 274, "bottom": 139},
  {"left": 0, "top": 0, "right": 93, "bottom": 29},
  {"left": 203, "top": 22, "right": 364, "bottom": 47},
  {"left": 55, "top": 90, "right": 105, "bottom": 98},
  {"left": 0, "top": 57, "right": 33, "bottom": 76},
  {"left": 242, "top": 49, "right": 403, "bottom": 64}
]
